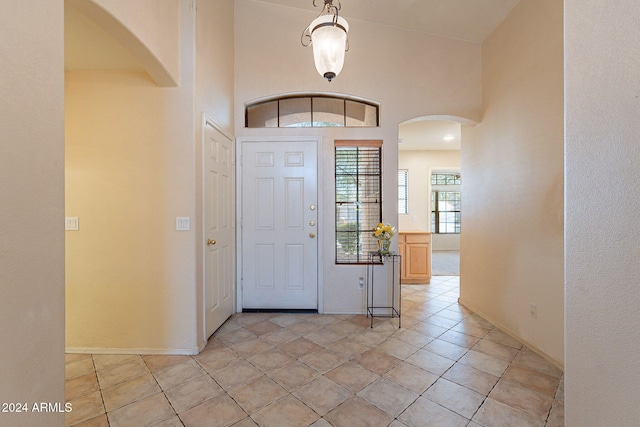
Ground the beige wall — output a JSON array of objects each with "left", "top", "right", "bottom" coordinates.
[
  {"left": 234, "top": 0, "right": 481, "bottom": 313},
  {"left": 65, "top": 0, "right": 235, "bottom": 353},
  {"left": 194, "top": 0, "right": 236, "bottom": 347},
  {"left": 460, "top": 0, "right": 564, "bottom": 365},
  {"left": 398, "top": 150, "right": 461, "bottom": 250},
  {"left": 0, "top": 0, "right": 65, "bottom": 425},
  {"left": 67, "top": 0, "right": 180, "bottom": 86},
  {"left": 565, "top": 1, "right": 640, "bottom": 425}
]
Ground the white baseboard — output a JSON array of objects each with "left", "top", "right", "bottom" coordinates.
[{"left": 65, "top": 347, "right": 200, "bottom": 356}]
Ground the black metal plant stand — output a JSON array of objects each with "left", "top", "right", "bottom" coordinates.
[{"left": 366, "top": 252, "right": 401, "bottom": 328}]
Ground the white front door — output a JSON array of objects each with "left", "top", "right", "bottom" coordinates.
[
  {"left": 204, "top": 121, "right": 235, "bottom": 338},
  {"left": 241, "top": 140, "right": 318, "bottom": 310}
]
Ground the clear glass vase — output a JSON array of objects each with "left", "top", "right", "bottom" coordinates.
[{"left": 377, "top": 239, "right": 391, "bottom": 254}]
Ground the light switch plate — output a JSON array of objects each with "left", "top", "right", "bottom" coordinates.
[
  {"left": 176, "top": 217, "right": 190, "bottom": 231},
  {"left": 65, "top": 217, "right": 79, "bottom": 231}
]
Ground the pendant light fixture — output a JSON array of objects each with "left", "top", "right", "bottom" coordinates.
[{"left": 301, "top": 0, "right": 349, "bottom": 82}]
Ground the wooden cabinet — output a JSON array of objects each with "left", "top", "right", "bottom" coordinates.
[{"left": 398, "top": 232, "right": 432, "bottom": 284}]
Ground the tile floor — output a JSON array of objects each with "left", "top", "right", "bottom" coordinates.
[{"left": 65, "top": 276, "right": 564, "bottom": 427}]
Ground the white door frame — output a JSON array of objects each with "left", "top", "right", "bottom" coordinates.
[
  {"left": 201, "top": 114, "right": 236, "bottom": 345},
  {"left": 236, "top": 136, "right": 324, "bottom": 313}
]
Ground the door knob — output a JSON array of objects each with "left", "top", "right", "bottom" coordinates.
[
  {"left": 207, "top": 239, "right": 217, "bottom": 246},
  {"left": 309, "top": 232, "right": 316, "bottom": 238}
]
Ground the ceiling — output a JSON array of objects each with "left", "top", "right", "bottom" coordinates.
[
  {"left": 65, "top": 0, "right": 521, "bottom": 150},
  {"left": 257, "top": 0, "right": 520, "bottom": 43}
]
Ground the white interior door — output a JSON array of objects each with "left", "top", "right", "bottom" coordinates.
[
  {"left": 204, "top": 121, "right": 235, "bottom": 338},
  {"left": 242, "top": 140, "right": 318, "bottom": 310}
]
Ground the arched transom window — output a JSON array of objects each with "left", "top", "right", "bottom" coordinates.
[{"left": 245, "top": 94, "right": 379, "bottom": 128}]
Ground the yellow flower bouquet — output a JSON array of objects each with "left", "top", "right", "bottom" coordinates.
[{"left": 373, "top": 222, "right": 396, "bottom": 254}]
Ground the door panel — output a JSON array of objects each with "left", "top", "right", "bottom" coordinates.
[
  {"left": 242, "top": 140, "right": 318, "bottom": 309},
  {"left": 204, "top": 122, "right": 235, "bottom": 338}
]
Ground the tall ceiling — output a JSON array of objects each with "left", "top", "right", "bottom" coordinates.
[
  {"left": 257, "top": 0, "right": 520, "bottom": 43},
  {"left": 65, "top": 0, "right": 521, "bottom": 150}
]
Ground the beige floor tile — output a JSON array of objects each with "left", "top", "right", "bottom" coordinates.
[
  {"left": 472, "top": 398, "right": 544, "bottom": 427},
  {"left": 439, "top": 330, "right": 481, "bottom": 349},
  {"left": 325, "top": 362, "right": 379, "bottom": 393},
  {"left": 489, "top": 379, "right": 553, "bottom": 420},
  {"left": 235, "top": 313, "right": 269, "bottom": 327},
  {"left": 194, "top": 346, "right": 241, "bottom": 373},
  {"left": 211, "top": 360, "right": 263, "bottom": 390},
  {"left": 327, "top": 320, "right": 366, "bottom": 335},
  {"left": 279, "top": 337, "right": 323, "bottom": 358},
  {"left": 228, "top": 375, "right": 289, "bottom": 414},
  {"left": 299, "top": 349, "right": 348, "bottom": 374},
  {"left": 259, "top": 328, "right": 300, "bottom": 345},
  {"left": 357, "top": 378, "right": 419, "bottom": 418},
  {"left": 390, "top": 328, "right": 433, "bottom": 347},
  {"left": 216, "top": 327, "right": 258, "bottom": 345},
  {"left": 352, "top": 349, "right": 401, "bottom": 375},
  {"left": 546, "top": 400, "right": 564, "bottom": 427},
  {"left": 304, "top": 329, "right": 346, "bottom": 347},
  {"left": 309, "top": 418, "right": 333, "bottom": 427},
  {"left": 292, "top": 377, "right": 352, "bottom": 415},
  {"left": 458, "top": 350, "right": 509, "bottom": 377},
  {"left": 65, "top": 372, "right": 100, "bottom": 401},
  {"left": 383, "top": 362, "right": 438, "bottom": 394},
  {"left": 267, "top": 361, "right": 320, "bottom": 391},
  {"left": 423, "top": 378, "right": 484, "bottom": 419},
  {"left": 502, "top": 364, "right": 560, "bottom": 397},
  {"left": 405, "top": 348, "right": 455, "bottom": 376},
  {"left": 269, "top": 313, "right": 306, "bottom": 327},
  {"left": 164, "top": 374, "right": 224, "bottom": 414},
  {"left": 450, "top": 322, "right": 491, "bottom": 339},
  {"left": 424, "top": 314, "right": 460, "bottom": 329},
  {"left": 324, "top": 396, "right": 393, "bottom": 427},
  {"left": 230, "top": 338, "right": 275, "bottom": 358},
  {"left": 511, "top": 349, "right": 563, "bottom": 378},
  {"left": 307, "top": 315, "right": 342, "bottom": 326},
  {"left": 350, "top": 330, "right": 388, "bottom": 348},
  {"left": 442, "top": 362, "right": 499, "bottom": 395},
  {"left": 484, "top": 329, "right": 524, "bottom": 349},
  {"left": 409, "top": 321, "right": 448, "bottom": 339},
  {"left": 102, "top": 373, "right": 161, "bottom": 412},
  {"left": 71, "top": 413, "right": 109, "bottom": 427},
  {"left": 107, "top": 393, "right": 175, "bottom": 427},
  {"left": 247, "top": 349, "right": 295, "bottom": 372},
  {"left": 471, "top": 339, "right": 519, "bottom": 362},
  {"left": 153, "top": 359, "right": 206, "bottom": 391},
  {"left": 65, "top": 391, "right": 105, "bottom": 427},
  {"left": 66, "top": 353, "right": 92, "bottom": 364},
  {"left": 150, "top": 415, "right": 184, "bottom": 427},
  {"left": 376, "top": 337, "right": 420, "bottom": 360},
  {"left": 244, "top": 319, "right": 283, "bottom": 336},
  {"left": 232, "top": 417, "right": 259, "bottom": 427},
  {"left": 96, "top": 358, "right": 148, "bottom": 389},
  {"left": 143, "top": 355, "right": 192, "bottom": 373},
  {"left": 64, "top": 278, "right": 565, "bottom": 427},
  {"left": 285, "top": 320, "right": 323, "bottom": 335},
  {"left": 326, "top": 338, "right": 369, "bottom": 359},
  {"left": 250, "top": 395, "right": 319, "bottom": 427},
  {"left": 424, "top": 338, "right": 468, "bottom": 360},
  {"left": 398, "top": 396, "right": 469, "bottom": 427},
  {"left": 180, "top": 394, "right": 247, "bottom": 427},
  {"left": 65, "top": 357, "right": 95, "bottom": 381},
  {"left": 93, "top": 354, "right": 140, "bottom": 371}
]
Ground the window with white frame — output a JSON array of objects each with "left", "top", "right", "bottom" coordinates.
[{"left": 431, "top": 172, "right": 461, "bottom": 234}]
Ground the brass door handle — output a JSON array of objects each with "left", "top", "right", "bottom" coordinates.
[
  {"left": 207, "top": 239, "right": 217, "bottom": 246},
  {"left": 309, "top": 233, "right": 316, "bottom": 238}
]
